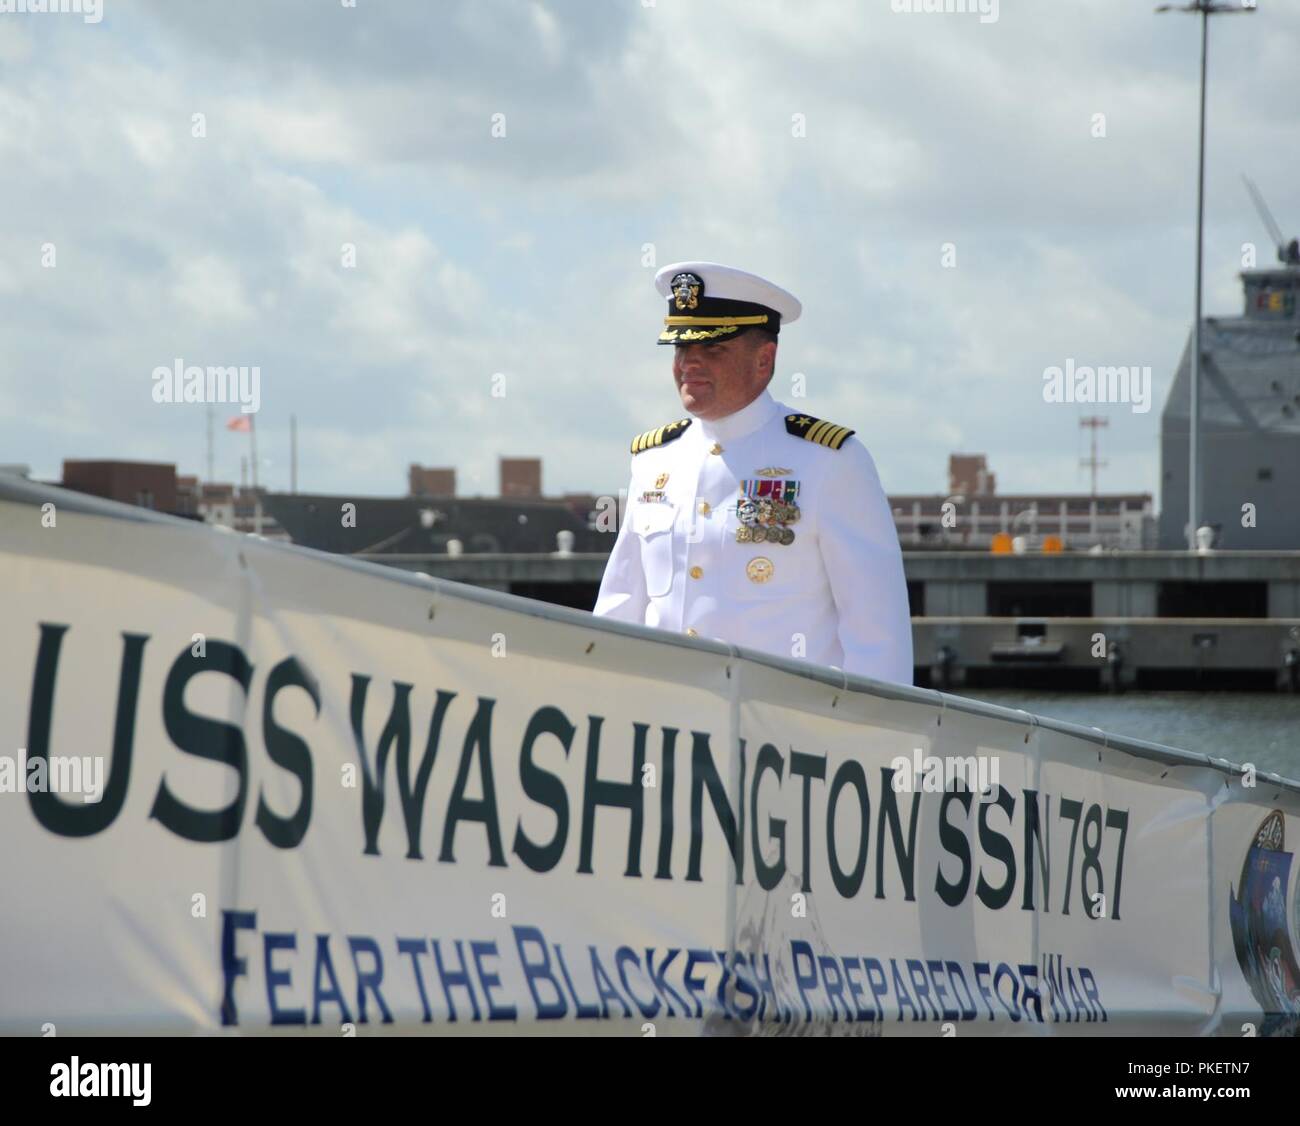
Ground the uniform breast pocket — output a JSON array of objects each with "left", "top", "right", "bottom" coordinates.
[{"left": 634, "top": 503, "right": 677, "bottom": 597}]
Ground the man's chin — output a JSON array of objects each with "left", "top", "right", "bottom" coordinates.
[{"left": 678, "top": 388, "right": 712, "bottom": 416}]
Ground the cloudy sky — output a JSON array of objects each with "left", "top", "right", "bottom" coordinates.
[{"left": 3, "top": 0, "right": 1296, "bottom": 503}]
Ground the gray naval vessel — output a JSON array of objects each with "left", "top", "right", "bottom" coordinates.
[{"left": 1160, "top": 182, "right": 1300, "bottom": 551}]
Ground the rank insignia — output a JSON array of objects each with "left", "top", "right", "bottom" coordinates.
[
  {"left": 785, "top": 414, "right": 855, "bottom": 450},
  {"left": 631, "top": 418, "right": 692, "bottom": 455}
]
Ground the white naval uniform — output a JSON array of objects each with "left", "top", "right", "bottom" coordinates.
[{"left": 593, "top": 390, "right": 913, "bottom": 684}]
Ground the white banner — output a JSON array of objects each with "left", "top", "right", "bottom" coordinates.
[{"left": 2, "top": 481, "right": 1298, "bottom": 1036}]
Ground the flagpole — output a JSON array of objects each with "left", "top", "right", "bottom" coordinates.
[
  {"left": 249, "top": 414, "right": 263, "bottom": 536},
  {"left": 249, "top": 414, "right": 258, "bottom": 490},
  {"left": 1155, "top": 0, "right": 1256, "bottom": 548}
]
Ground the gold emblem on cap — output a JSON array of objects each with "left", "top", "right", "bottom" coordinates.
[
  {"left": 655, "top": 472, "right": 669, "bottom": 489},
  {"left": 754, "top": 467, "right": 791, "bottom": 477},
  {"left": 746, "top": 557, "right": 774, "bottom": 584},
  {"left": 671, "top": 272, "right": 701, "bottom": 311}
]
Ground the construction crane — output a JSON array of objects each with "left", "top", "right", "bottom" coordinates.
[{"left": 1242, "top": 175, "right": 1300, "bottom": 265}]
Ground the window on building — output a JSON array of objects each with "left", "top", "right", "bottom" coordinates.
[
  {"left": 986, "top": 581, "right": 1091, "bottom": 617},
  {"left": 1157, "top": 582, "right": 1267, "bottom": 618}
]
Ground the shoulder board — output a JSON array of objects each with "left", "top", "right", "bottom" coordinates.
[
  {"left": 631, "top": 418, "right": 692, "bottom": 455},
  {"left": 785, "top": 413, "right": 855, "bottom": 450}
]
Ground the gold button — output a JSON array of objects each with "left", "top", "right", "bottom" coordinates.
[
  {"left": 698, "top": 501, "right": 711, "bottom": 516},
  {"left": 685, "top": 628, "right": 698, "bottom": 637},
  {"left": 710, "top": 443, "right": 723, "bottom": 455},
  {"left": 689, "top": 566, "right": 703, "bottom": 579}
]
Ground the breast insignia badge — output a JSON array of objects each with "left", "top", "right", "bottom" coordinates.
[{"left": 746, "top": 557, "right": 774, "bottom": 584}]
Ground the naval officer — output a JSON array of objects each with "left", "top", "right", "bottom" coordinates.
[{"left": 593, "top": 261, "right": 913, "bottom": 685}]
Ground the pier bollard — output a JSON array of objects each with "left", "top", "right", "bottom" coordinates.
[
  {"left": 1104, "top": 641, "right": 1125, "bottom": 695},
  {"left": 935, "top": 644, "right": 957, "bottom": 690}
]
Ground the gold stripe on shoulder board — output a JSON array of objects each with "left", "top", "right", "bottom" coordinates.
[
  {"left": 631, "top": 418, "right": 693, "bottom": 455},
  {"left": 806, "top": 420, "right": 833, "bottom": 445},
  {"left": 824, "top": 424, "right": 852, "bottom": 449}
]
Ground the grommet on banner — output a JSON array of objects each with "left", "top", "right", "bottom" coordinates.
[
  {"left": 1089, "top": 726, "right": 1108, "bottom": 761},
  {"left": 1016, "top": 709, "right": 1038, "bottom": 745}
]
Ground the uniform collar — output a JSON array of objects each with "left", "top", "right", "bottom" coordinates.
[{"left": 695, "top": 389, "right": 780, "bottom": 444}]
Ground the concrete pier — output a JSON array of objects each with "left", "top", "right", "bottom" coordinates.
[{"left": 361, "top": 549, "right": 1300, "bottom": 688}]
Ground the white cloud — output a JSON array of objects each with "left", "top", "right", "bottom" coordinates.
[
  {"left": 171, "top": 255, "right": 255, "bottom": 323},
  {"left": 3, "top": 0, "right": 1297, "bottom": 506}
]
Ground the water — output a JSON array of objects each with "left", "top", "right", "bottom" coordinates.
[{"left": 954, "top": 690, "right": 1300, "bottom": 780}]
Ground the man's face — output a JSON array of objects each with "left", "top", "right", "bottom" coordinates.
[{"left": 672, "top": 332, "right": 776, "bottom": 420}]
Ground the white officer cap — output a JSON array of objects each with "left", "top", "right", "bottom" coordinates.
[{"left": 653, "top": 261, "right": 802, "bottom": 346}]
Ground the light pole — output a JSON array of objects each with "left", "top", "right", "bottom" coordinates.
[
  {"left": 1011, "top": 506, "right": 1036, "bottom": 553},
  {"left": 1155, "top": 1, "right": 1254, "bottom": 549}
]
